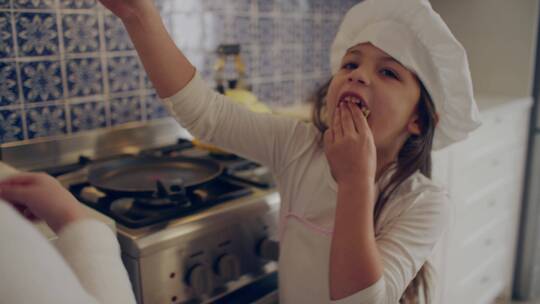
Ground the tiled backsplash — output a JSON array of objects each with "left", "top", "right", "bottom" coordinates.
[{"left": 0, "top": 0, "right": 356, "bottom": 144}]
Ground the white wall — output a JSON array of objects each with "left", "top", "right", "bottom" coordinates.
[{"left": 430, "top": 0, "right": 539, "bottom": 97}]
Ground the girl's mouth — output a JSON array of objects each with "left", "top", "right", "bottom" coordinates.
[{"left": 338, "top": 93, "right": 371, "bottom": 118}]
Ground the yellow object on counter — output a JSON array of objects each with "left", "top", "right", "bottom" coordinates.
[{"left": 224, "top": 88, "right": 272, "bottom": 113}]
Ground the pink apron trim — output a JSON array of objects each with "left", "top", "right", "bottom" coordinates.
[{"left": 284, "top": 213, "right": 333, "bottom": 237}]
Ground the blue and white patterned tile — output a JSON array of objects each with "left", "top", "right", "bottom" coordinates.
[
  {"left": 20, "top": 60, "right": 63, "bottom": 103},
  {"left": 302, "top": 45, "right": 316, "bottom": 74},
  {"left": 0, "top": 62, "right": 19, "bottom": 106},
  {"left": 104, "top": 14, "right": 134, "bottom": 51},
  {"left": 258, "top": 47, "right": 276, "bottom": 78},
  {"left": 0, "top": 12, "right": 14, "bottom": 58},
  {"left": 232, "top": 0, "right": 251, "bottom": 12},
  {"left": 301, "top": 17, "right": 314, "bottom": 45},
  {"left": 0, "top": 109, "right": 24, "bottom": 143},
  {"left": 280, "top": 47, "right": 299, "bottom": 76},
  {"left": 70, "top": 101, "right": 106, "bottom": 132},
  {"left": 306, "top": 0, "right": 323, "bottom": 13},
  {"left": 0, "top": 0, "right": 10, "bottom": 9},
  {"left": 301, "top": 77, "right": 320, "bottom": 101},
  {"left": 201, "top": 0, "right": 230, "bottom": 12},
  {"left": 26, "top": 105, "right": 67, "bottom": 139},
  {"left": 312, "top": 46, "right": 325, "bottom": 74},
  {"left": 278, "top": 0, "right": 301, "bottom": 14},
  {"left": 274, "top": 80, "right": 296, "bottom": 105},
  {"left": 144, "top": 93, "right": 169, "bottom": 120},
  {"left": 142, "top": 70, "right": 153, "bottom": 89},
  {"left": 337, "top": 0, "right": 352, "bottom": 15},
  {"left": 202, "top": 11, "right": 229, "bottom": 51},
  {"left": 16, "top": 12, "right": 59, "bottom": 57},
  {"left": 66, "top": 58, "right": 103, "bottom": 97},
  {"left": 279, "top": 16, "right": 301, "bottom": 45},
  {"left": 257, "top": 17, "right": 275, "bottom": 45},
  {"left": 231, "top": 15, "right": 252, "bottom": 45},
  {"left": 321, "top": 1, "right": 336, "bottom": 15},
  {"left": 158, "top": 0, "right": 202, "bottom": 13},
  {"left": 240, "top": 44, "right": 256, "bottom": 78},
  {"left": 312, "top": 19, "right": 322, "bottom": 44},
  {"left": 201, "top": 52, "right": 216, "bottom": 80},
  {"left": 61, "top": 0, "right": 96, "bottom": 9},
  {"left": 255, "top": 82, "right": 276, "bottom": 104},
  {"left": 321, "top": 17, "right": 339, "bottom": 47},
  {"left": 257, "top": 0, "right": 274, "bottom": 13},
  {"left": 107, "top": 56, "right": 140, "bottom": 93},
  {"left": 14, "top": 0, "right": 55, "bottom": 9},
  {"left": 110, "top": 96, "right": 142, "bottom": 125},
  {"left": 63, "top": 13, "right": 99, "bottom": 54}
]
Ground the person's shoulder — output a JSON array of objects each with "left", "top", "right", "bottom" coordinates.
[
  {"left": 385, "top": 171, "right": 450, "bottom": 217},
  {"left": 397, "top": 171, "right": 448, "bottom": 200}
]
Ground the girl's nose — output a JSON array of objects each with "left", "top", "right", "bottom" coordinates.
[{"left": 348, "top": 69, "right": 370, "bottom": 85}]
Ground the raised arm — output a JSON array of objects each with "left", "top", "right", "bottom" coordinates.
[
  {"left": 99, "top": 1, "right": 315, "bottom": 173},
  {"left": 99, "top": 0, "right": 195, "bottom": 98}
]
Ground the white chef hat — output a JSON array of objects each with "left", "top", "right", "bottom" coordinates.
[{"left": 330, "top": 0, "right": 481, "bottom": 150}]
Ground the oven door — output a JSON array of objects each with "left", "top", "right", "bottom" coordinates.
[{"left": 212, "top": 271, "right": 278, "bottom": 304}]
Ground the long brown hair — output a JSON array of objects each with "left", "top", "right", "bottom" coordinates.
[{"left": 310, "top": 77, "right": 438, "bottom": 303}]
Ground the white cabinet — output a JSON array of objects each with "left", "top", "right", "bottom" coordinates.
[{"left": 432, "top": 96, "right": 532, "bottom": 304}]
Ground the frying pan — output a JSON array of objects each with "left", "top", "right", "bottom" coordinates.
[{"left": 87, "top": 156, "right": 223, "bottom": 195}]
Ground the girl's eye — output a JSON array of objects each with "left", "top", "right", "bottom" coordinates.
[
  {"left": 342, "top": 62, "right": 358, "bottom": 70},
  {"left": 381, "top": 68, "right": 400, "bottom": 80}
]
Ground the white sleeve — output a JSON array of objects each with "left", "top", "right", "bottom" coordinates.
[
  {"left": 0, "top": 202, "right": 98, "bottom": 304},
  {"left": 163, "top": 71, "right": 317, "bottom": 175},
  {"left": 54, "top": 219, "right": 137, "bottom": 304},
  {"left": 331, "top": 190, "right": 451, "bottom": 304}
]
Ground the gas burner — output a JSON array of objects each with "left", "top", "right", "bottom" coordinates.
[{"left": 209, "top": 152, "right": 242, "bottom": 161}]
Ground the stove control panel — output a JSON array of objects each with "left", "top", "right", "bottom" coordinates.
[{"left": 122, "top": 192, "right": 280, "bottom": 304}]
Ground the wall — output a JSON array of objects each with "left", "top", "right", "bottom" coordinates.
[
  {"left": 430, "top": 0, "right": 539, "bottom": 98},
  {"left": 0, "top": 0, "right": 356, "bottom": 144}
]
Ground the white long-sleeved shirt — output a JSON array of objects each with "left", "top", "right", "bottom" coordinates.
[
  {"left": 163, "top": 71, "right": 451, "bottom": 303},
  {"left": 0, "top": 202, "right": 136, "bottom": 304}
]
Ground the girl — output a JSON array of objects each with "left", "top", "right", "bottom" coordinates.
[
  {"left": 98, "top": 0, "right": 480, "bottom": 302},
  {"left": 2, "top": 0, "right": 481, "bottom": 303}
]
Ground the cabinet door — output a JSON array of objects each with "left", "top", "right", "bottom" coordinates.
[{"left": 439, "top": 99, "right": 531, "bottom": 304}]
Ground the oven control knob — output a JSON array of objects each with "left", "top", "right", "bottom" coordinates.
[
  {"left": 185, "top": 264, "right": 213, "bottom": 296},
  {"left": 215, "top": 254, "right": 241, "bottom": 281},
  {"left": 255, "top": 238, "right": 279, "bottom": 261}
]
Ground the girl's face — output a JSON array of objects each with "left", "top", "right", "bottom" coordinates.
[{"left": 326, "top": 43, "right": 422, "bottom": 156}]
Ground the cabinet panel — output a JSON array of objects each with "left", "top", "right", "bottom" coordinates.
[
  {"left": 450, "top": 252, "right": 507, "bottom": 304},
  {"left": 457, "top": 106, "right": 529, "bottom": 153},
  {"left": 453, "top": 177, "right": 518, "bottom": 237},
  {"left": 452, "top": 146, "right": 525, "bottom": 199},
  {"left": 438, "top": 98, "right": 532, "bottom": 304},
  {"left": 448, "top": 215, "right": 513, "bottom": 281}
]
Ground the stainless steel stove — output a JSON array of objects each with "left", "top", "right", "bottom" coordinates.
[{"left": 1, "top": 118, "right": 280, "bottom": 304}]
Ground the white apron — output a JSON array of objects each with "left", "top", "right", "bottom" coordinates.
[{"left": 277, "top": 159, "right": 342, "bottom": 303}]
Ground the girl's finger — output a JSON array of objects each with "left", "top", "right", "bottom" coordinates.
[
  {"left": 0, "top": 173, "right": 39, "bottom": 186},
  {"left": 333, "top": 105, "right": 344, "bottom": 139},
  {"left": 342, "top": 102, "right": 357, "bottom": 134},
  {"left": 350, "top": 103, "right": 368, "bottom": 131},
  {"left": 0, "top": 185, "right": 34, "bottom": 206}
]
